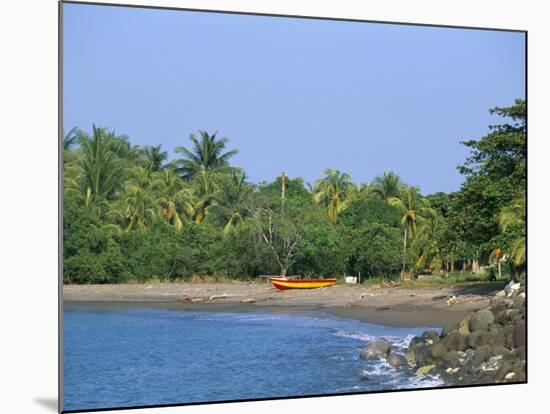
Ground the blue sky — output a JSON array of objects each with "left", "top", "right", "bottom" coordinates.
[{"left": 63, "top": 3, "right": 525, "bottom": 194}]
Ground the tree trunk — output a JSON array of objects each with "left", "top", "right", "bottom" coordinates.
[
  {"left": 401, "top": 228, "right": 407, "bottom": 277},
  {"left": 498, "top": 260, "right": 502, "bottom": 279}
]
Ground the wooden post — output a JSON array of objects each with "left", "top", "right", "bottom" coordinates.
[{"left": 358, "top": 271, "right": 361, "bottom": 285}]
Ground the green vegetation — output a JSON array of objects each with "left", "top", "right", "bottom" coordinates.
[{"left": 63, "top": 100, "right": 526, "bottom": 284}]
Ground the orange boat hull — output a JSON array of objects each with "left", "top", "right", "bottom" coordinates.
[{"left": 269, "top": 277, "right": 337, "bottom": 290}]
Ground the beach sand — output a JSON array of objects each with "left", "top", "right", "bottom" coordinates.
[{"left": 63, "top": 281, "right": 505, "bottom": 327}]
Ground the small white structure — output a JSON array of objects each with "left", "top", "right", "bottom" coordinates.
[{"left": 345, "top": 276, "right": 358, "bottom": 284}]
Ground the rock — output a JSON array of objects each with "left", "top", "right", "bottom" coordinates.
[
  {"left": 415, "top": 365, "right": 436, "bottom": 375},
  {"left": 415, "top": 346, "right": 434, "bottom": 366},
  {"left": 495, "top": 290, "right": 506, "bottom": 298},
  {"left": 508, "top": 309, "right": 523, "bottom": 322},
  {"left": 360, "top": 340, "right": 392, "bottom": 360},
  {"left": 441, "top": 323, "right": 459, "bottom": 337},
  {"left": 495, "top": 309, "right": 513, "bottom": 324},
  {"left": 447, "top": 295, "right": 457, "bottom": 306},
  {"left": 505, "top": 281, "right": 521, "bottom": 297},
  {"left": 491, "top": 344, "right": 507, "bottom": 357},
  {"left": 482, "top": 355, "right": 503, "bottom": 372},
  {"left": 442, "top": 315, "right": 470, "bottom": 337},
  {"left": 179, "top": 296, "right": 191, "bottom": 303},
  {"left": 443, "top": 350, "right": 460, "bottom": 368},
  {"left": 495, "top": 360, "right": 513, "bottom": 381},
  {"left": 469, "top": 309, "right": 495, "bottom": 332},
  {"left": 488, "top": 323, "right": 504, "bottom": 337},
  {"left": 441, "top": 331, "right": 467, "bottom": 351},
  {"left": 422, "top": 330, "right": 441, "bottom": 343},
  {"left": 504, "top": 372, "right": 516, "bottom": 381},
  {"left": 514, "top": 322, "right": 526, "bottom": 348},
  {"left": 431, "top": 343, "right": 448, "bottom": 360},
  {"left": 457, "top": 316, "right": 471, "bottom": 336},
  {"left": 191, "top": 297, "right": 205, "bottom": 303},
  {"left": 467, "top": 330, "right": 492, "bottom": 349},
  {"left": 386, "top": 353, "right": 408, "bottom": 368},
  {"left": 240, "top": 298, "right": 256, "bottom": 303},
  {"left": 473, "top": 345, "right": 492, "bottom": 366},
  {"left": 503, "top": 325, "right": 516, "bottom": 348}
]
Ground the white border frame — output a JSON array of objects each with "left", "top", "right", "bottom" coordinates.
[{"left": 2, "top": 1, "right": 547, "bottom": 413}]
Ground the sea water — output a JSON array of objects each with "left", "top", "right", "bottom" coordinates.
[{"left": 63, "top": 306, "right": 442, "bottom": 410}]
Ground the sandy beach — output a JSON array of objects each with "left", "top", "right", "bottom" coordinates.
[{"left": 63, "top": 281, "right": 506, "bottom": 327}]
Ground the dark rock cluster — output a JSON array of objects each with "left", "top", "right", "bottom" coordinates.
[{"left": 406, "top": 280, "right": 526, "bottom": 385}]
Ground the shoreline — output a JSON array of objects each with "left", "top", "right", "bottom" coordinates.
[{"left": 63, "top": 282, "right": 505, "bottom": 328}]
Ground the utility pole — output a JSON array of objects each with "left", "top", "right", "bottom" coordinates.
[{"left": 281, "top": 172, "right": 287, "bottom": 213}]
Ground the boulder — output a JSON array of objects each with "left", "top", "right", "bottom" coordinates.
[
  {"left": 469, "top": 309, "right": 495, "bottom": 332},
  {"left": 508, "top": 309, "right": 523, "bottom": 322},
  {"left": 431, "top": 343, "right": 448, "bottom": 360},
  {"left": 503, "top": 325, "right": 516, "bottom": 348},
  {"left": 414, "top": 345, "right": 434, "bottom": 366},
  {"left": 441, "top": 331, "right": 467, "bottom": 351},
  {"left": 467, "top": 330, "right": 492, "bottom": 349},
  {"left": 505, "top": 281, "right": 521, "bottom": 297},
  {"left": 495, "top": 309, "right": 513, "bottom": 324},
  {"left": 386, "top": 353, "right": 408, "bottom": 368},
  {"left": 415, "top": 365, "right": 436, "bottom": 375},
  {"left": 240, "top": 298, "right": 256, "bottom": 303},
  {"left": 473, "top": 345, "right": 492, "bottom": 366},
  {"left": 441, "top": 323, "right": 459, "bottom": 338},
  {"left": 443, "top": 350, "right": 460, "bottom": 368},
  {"left": 457, "top": 316, "right": 471, "bottom": 336},
  {"left": 360, "top": 339, "right": 392, "bottom": 360},
  {"left": 422, "top": 330, "right": 441, "bottom": 343},
  {"left": 408, "top": 336, "right": 428, "bottom": 354}
]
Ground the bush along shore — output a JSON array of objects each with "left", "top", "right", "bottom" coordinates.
[{"left": 359, "top": 279, "right": 526, "bottom": 385}]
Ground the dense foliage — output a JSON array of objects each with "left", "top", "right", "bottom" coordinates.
[{"left": 63, "top": 100, "right": 526, "bottom": 283}]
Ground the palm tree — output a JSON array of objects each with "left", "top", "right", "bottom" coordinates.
[
  {"left": 152, "top": 169, "right": 193, "bottom": 230},
  {"left": 388, "top": 187, "right": 434, "bottom": 275},
  {"left": 122, "top": 186, "right": 156, "bottom": 231},
  {"left": 413, "top": 209, "right": 445, "bottom": 273},
  {"left": 77, "top": 125, "right": 123, "bottom": 205},
  {"left": 499, "top": 195, "right": 526, "bottom": 266},
  {"left": 372, "top": 171, "right": 403, "bottom": 200},
  {"left": 63, "top": 127, "right": 80, "bottom": 150},
  {"left": 144, "top": 144, "right": 167, "bottom": 172},
  {"left": 211, "top": 171, "right": 252, "bottom": 234},
  {"left": 109, "top": 167, "right": 156, "bottom": 232},
  {"left": 174, "top": 131, "right": 238, "bottom": 189},
  {"left": 349, "top": 182, "right": 375, "bottom": 201},
  {"left": 313, "top": 168, "right": 353, "bottom": 226}
]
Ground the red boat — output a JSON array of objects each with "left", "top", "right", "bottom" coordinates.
[{"left": 269, "top": 277, "right": 337, "bottom": 291}]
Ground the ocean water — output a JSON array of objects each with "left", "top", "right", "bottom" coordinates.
[{"left": 63, "top": 306, "right": 442, "bottom": 411}]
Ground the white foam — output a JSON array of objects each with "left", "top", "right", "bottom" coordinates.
[{"left": 331, "top": 329, "right": 376, "bottom": 342}]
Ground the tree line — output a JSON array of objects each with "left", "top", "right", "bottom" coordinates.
[{"left": 63, "top": 99, "right": 526, "bottom": 283}]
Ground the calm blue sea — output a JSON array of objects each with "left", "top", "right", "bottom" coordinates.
[{"left": 63, "top": 306, "right": 442, "bottom": 411}]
